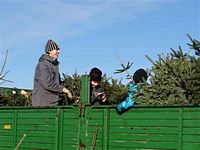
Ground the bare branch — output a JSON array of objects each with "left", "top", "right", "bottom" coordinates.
[
  {"left": 0, "top": 49, "right": 13, "bottom": 83},
  {"left": 0, "top": 49, "right": 8, "bottom": 76}
]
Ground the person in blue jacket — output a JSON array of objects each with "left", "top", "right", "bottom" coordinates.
[{"left": 116, "top": 68, "right": 147, "bottom": 113}]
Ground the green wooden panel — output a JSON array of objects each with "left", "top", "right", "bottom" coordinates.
[
  {"left": 0, "top": 109, "right": 14, "bottom": 150},
  {"left": 183, "top": 135, "right": 200, "bottom": 142},
  {"left": 110, "top": 119, "right": 180, "bottom": 127},
  {"left": 62, "top": 131, "right": 79, "bottom": 139},
  {"left": 62, "top": 144, "right": 78, "bottom": 149},
  {"left": 0, "top": 119, "right": 14, "bottom": 124},
  {"left": 62, "top": 138, "right": 79, "bottom": 145},
  {"left": 110, "top": 107, "right": 180, "bottom": 113},
  {"left": 17, "top": 130, "right": 55, "bottom": 137},
  {"left": 0, "top": 111, "right": 15, "bottom": 118},
  {"left": 81, "top": 127, "right": 103, "bottom": 133},
  {"left": 0, "top": 130, "right": 14, "bottom": 136},
  {"left": 109, "top": 140, "right": 178, "bottom": 149},
  {"left": 17, "top": 118, "right": 56, "bottom": 125},
  {"left": 0, "top": 141, "right": 13, "bottom": 150},
  {"left": 183, "top": 111, "right": 200, "bottom": 119},
  {"left": 109, "top": 133, "right": 179, "bottom": 142},
  {"left": 17, "top": 124, "right": 56, "bottom": 131},
  {"left": 80, "top": 75, "right": 90, "bottom": 103},
  {"left": 183, "top": 127, "right": 200, "bottom": 134},
  {"left": 183, "top": 107, "right": 200, "bottom": 111},
  {"left": 183, "top": 143, "right": 200, "bottom": 150},
  {"left": 63, "top": 111, "right": 79, "bottom": 118},
  {"left": 17, "top": 111, "right": 57, "bottom": 119},
  {"left": 16, "top": 142, "right": 55, "bottom": 149},
  {"left": 0, "top": 135, "right": 13, "bottom": 141},
  {"left": 63, "top": 114, "right": 79, "bottom": 119},
  {"left": 63, "top": 119, "right": 79, "bottom": 125},
  {"left": 62, "top": 107, "right": 80, "bottom": 149},
  {"left": 0, "top": 105, "right": 200, "bottom": 150},
  {"left": 87, "top": 120, "right": 103, "bottom": 126},
  {"left": 87, "top": 114, "right": 104, "bottom": 119},
  {"left": 110, "top": 110, "right": 180, "bottom": 119},
  {"left": 183, "top": 120, "right": 200, "bottom": 127},
  {"left": 63, "top": 127, "right": 79, "bottom": 132},
  {"left": 109, "top": 148, "right": 156, "bottom": 150},
  {"left": 17, "top": 136, "right": 55, "bottom": 143},
  {"left": 110, "top": 126, "right": 179, "bottom": 134}
]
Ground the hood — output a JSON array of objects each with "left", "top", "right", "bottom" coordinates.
[{"left": 39, "top": 54, "right": 59, "bottom": 65}]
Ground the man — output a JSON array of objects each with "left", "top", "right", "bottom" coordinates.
[{"left": 32, "top": 39, "right": 72, "bottom": 106}]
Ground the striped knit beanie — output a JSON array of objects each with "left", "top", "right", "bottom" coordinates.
[{"left": 45, "top": 39, "right": 60, "bottom": 54}]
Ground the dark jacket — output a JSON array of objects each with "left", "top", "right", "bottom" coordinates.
[
  {"left": 90, "top": 85, "right": 106, "bottom": 105},
  {"left": 32, "top": 54, "right": 64, "bottom": 106}
]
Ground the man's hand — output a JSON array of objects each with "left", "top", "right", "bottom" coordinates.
[{"left": 63, "top": 87, "right": 72, "bottom": 99}]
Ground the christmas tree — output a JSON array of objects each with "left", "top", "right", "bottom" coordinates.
[{"left": 138, "top": 35, "right": 200, "bottom": 105}]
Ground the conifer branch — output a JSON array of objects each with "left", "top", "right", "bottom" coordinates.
[{"left": 114, "top": 53, "right": 133, "bottom": 79}]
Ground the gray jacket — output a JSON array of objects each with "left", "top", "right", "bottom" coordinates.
[{"left": 32, "top": 54, "right": 64, "bottom": 106}]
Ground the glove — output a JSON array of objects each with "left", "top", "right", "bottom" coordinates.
[{"left": 63, "top": 87, "right": 72, "bottom": 99}]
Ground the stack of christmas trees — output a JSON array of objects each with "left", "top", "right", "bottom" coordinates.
[{"left": 138, "top": 35, "right": 200, "bottom": 105}]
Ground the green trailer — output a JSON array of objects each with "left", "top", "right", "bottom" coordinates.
[{"left": 0, "top": 76, "right": 200, "bottom": 150}]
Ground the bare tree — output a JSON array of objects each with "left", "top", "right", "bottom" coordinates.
[{"left": 0, "top": 49, "right": 13, "bottom": 85}]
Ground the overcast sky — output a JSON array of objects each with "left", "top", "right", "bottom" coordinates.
[{"left": 0, "top": 0, "right": 199, "bottom": 89}]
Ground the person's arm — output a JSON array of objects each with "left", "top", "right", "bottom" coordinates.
[{"left": 116, "top": 83, "right": 136, "bottom": 113}]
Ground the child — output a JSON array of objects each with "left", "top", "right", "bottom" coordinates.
[
  {"left": 89, "top": 67, "right": 108, "bottom": 105},
  {"left": 116, "top": 68, "right": 147, "bottom": 113}
]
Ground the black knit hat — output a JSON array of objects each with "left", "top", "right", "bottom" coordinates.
[
  {"left": 45, "top": 39, "right": 60, "bottom": 54},
  {"left": 133, "top": 68, "right": 147, "bottom": 83},
  {"left": 89, "top": 67, "right": 102, "bottom": 81}
]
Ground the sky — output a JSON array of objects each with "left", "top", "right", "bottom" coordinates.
[{"left": 0, "top": 0, "right": 199, "bottom": 89}]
